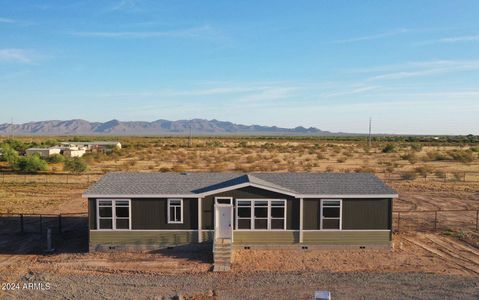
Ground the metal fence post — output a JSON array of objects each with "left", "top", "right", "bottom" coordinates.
[
  {"left": 20, "top": 214, "right": 24, "bottom": 233},
  {"left": 397, "top": 212, "right": 400, "bottom": 233},
  {"left": 58, "top": 214, "right": 62, "bottom": 234}
]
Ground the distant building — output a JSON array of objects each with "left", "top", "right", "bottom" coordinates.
[
  {"left": 60, "top": 141, "right": 122, "bottom": 151},
  {"left": 63, "top": 147, "right": 86, "bottom": 158},
  {"left": 26, "top": 147, "right": 62, "bottom": 158}
]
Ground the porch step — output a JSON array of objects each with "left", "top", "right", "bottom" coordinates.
[{"left": 213, "top": 238, "right": 232, "bottom": 272}]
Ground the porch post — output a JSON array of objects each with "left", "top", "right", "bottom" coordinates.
[
  {"left": 299, "top": 198, "right": 304, "bottom": 243},
  {"left": 198, "top": 197, "right": 202, "bottom": 243}
]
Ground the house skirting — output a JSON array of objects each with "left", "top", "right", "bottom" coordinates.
[
  {"left": 89, "top": 230, "right": 390, "bottom": 251},
  {"left": 89, "top": 230, "right": 214, "bottom": 252}
]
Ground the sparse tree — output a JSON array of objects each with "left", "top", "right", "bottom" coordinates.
[
  {"left": 64, "top": 157, "right": 88, "bottom": 173},
  {"left": 0, "top": 144, "right": 19, "bottom": 165},
  {"left": 14, "top": 155, "right": 48, "bottom": 173}
]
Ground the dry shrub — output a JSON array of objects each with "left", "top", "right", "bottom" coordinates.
[
  {"left": 355, "top": 166, "right": 375, "bottom": 173},
  {"left": 171, "top": 165, "right": 187, "bottom": 172},
  {"left": 400, "top": 171, "right": 417, "bottom": 180},
  {"left": 316, "top": 153, "right": 327, "bottom": 160}
]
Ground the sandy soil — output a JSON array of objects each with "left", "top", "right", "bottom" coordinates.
[
  {"left": 2, "top": 271, "right": 478, "bottom": 300},
  {"left": 0, "top": 232, "right": 478, "bottom": 299}
]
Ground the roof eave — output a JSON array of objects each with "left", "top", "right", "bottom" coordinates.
[{"left": 82, "top": 192, "right": 399, "bottom": 199}]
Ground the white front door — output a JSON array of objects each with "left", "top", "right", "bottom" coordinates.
[{"left": 215, "top": 205, "right": 232, "bottom": 239}]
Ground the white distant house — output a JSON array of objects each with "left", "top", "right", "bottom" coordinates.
[
  {"left": 60, "top": 141, "right": 122, "bottom": 151},
  {"left": 26, "top": 147, "right": 62, "bottom": 158},
  {"left": 62, "top": 147, "right": 87, "bottom": 158}
]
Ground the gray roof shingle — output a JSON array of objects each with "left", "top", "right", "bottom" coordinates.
[{"left": 83, "top": 172, "right": 397, "bottom": 197}]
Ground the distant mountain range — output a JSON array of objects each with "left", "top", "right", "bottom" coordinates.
[{"left": 0, "top": 119, "right": 337, "bottom": 136}]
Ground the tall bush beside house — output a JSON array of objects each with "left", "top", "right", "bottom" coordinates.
[
  {"left": 14, "top": 155, "right": 48, "bottom": 173},
  {"left": 0, "top": 144, "right": 19, "bottom": 166},
  {"left": 48, "top": 154, "right": 65, "bottom": 163},
  {"left": 64, "top": 157, "right": 88, "bottom": 173}
]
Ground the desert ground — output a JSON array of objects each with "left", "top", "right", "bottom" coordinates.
[{"left": 0, "top": 136, "right": 478, "bottom": 299}]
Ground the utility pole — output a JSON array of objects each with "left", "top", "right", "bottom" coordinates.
[{"left": 368, "top": 117, "right": 372, "bottom": 148}]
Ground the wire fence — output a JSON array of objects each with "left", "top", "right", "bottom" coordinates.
[
  {"left": 1, "top": 209, "right": 477, "bottom": 235},
  {"left": 0, "top": 171, "right": 478, "bottom": 185},
  {"left": 0, "top": 213, "right": 87, "bottom": 234},
  {"left": 393, "top": 209, "right": 479, "bottom": 232},
  {"left": 0, "top": 173, "right": 104, "bottom": 184}
]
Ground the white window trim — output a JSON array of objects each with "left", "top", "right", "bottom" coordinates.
[
  {"left": 235, "top": 199, "right": 287, "bottom": 231},
  {"left": 167, "top": 198, "right": 184, "bottom": 224},
  {"left": 215, "top": 196, "right": 233, "bottom": 205},
  {"left": 320, "top": 199, "right": 342, "bottom": 230},
  {"left": 96, "top": 199, "right": 131, "bottom": 230}
]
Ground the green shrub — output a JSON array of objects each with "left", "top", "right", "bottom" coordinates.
[
  {"left": 14, "top": 155, "right": 48, "bottom": 173},
  {"left": 426, "top": 151, "right": 449, "bottom": 161},
  {"left": 400, "top": 171, "right": 417, "bottom": 180},
  {"left": 382, "top": 144, "right": 396, "bottom": 153},
  {"left": 415, "top": 165, "right": 434, "bottom": 178},
  {"left": 410, "top": 143, "right": 423, "bottom": 152},
  {"left": 400, "top": 152, "right": 417, "bottom": 164},
  {"left": 0, "top": 144, "right": 19, "bottom": 165},
  {"left": 48, "top": 154, "right": 65, "bottom": 163},
  {"left": 448, "top": 150, "right": 475, "bottom": 163},
  {"left": 434, "top": 170, "right": 447, "bottom": 179},
  {"left": 2, "top": 139, "right": 29, "bottom": 153},
  {"left": 64, "top": 157, "right": 88, "bottom": 173}
]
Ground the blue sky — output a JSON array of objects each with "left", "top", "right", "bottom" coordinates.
[{"left": 1, "top": 1, "right": 478, "bottom": 134}]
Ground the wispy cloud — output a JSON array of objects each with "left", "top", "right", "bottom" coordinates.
[
  {"left": 69, "top": 25, "right": 220, "bottom": 40},
  {"left": 345, "top": 59, "right": 479, "bottom": 81},
  {"left": 0, "top": 17, "right": 33, "bottom": 27},
  {"left": 330, "top": 28, "right": 410, "bottom": 44},
  {"left": 110, "top": 0, "right": 144, "bottom": 12},
  {"left": 438, "top": 35, "right": 479, "bottom": 43},
  {"left": 416, "top": 34, "right": 479, "bottom": 45},
  {"left": 0, "top": 17, "right": 15, "bottom": 24},
  {"left": 0, "top": 49, "right": 36, "bottom": 63}
]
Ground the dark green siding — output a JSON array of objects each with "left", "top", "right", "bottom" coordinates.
[
  {"left": 303, "top": 198, "right": 392, "bottom": 230},
  {"left": 202, "top": 186, "right": 299, "bottom": 230},
  {"left": 303, "top": 199, "right": 320, "bottom": 230},
  {"left": 342, "top": 199, "right": 390, "bottom": 230},
  {"left": 88, "top": 198, "right": 198, "bottom": 230},
  {"left": 88, "top": 198, "right": 96, "bottom": 229},
  {"left": 132, "top": 198, "right": 198, "bottom": 230}
]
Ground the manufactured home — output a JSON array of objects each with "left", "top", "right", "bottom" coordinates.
[
  {"left": 61, "top": 141, "right": 121, "bottom": 151},
  {"left": 25, "top": 147, "right": 62, "bottom": 158},
  {"left": 83, "top": 172, "right": 397, "bottom": 254}
]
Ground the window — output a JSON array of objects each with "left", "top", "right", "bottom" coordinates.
[
  {"left": 270, "top": 200, "right": 286, "bottom": 229},
  {"left": 97, "top": 199, "right": 131, "bottom": 230},
  {"left": 321, "top": 199, "right": 342, "bottom": 230},
  {"left": 215, "top": 197, "right": 232, "bottom": 205},
  {"left": 235, "top": 199, "right": 286, "bottom": 230},
  {"left": 168, "top": 199, "right": 183, "bottom": 224}
]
